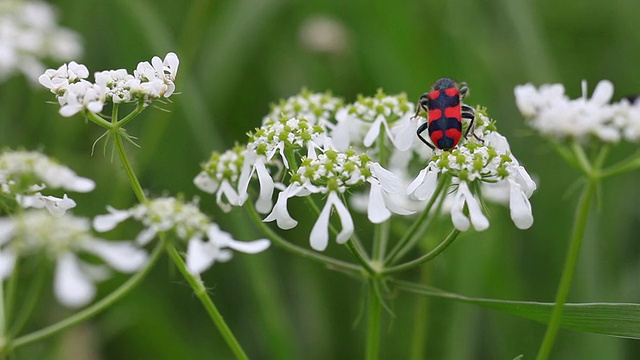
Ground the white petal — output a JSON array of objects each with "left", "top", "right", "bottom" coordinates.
[
  {"left": 67, "top": 177, "right": 96, "bottom": 192},
  {"left": 41, "top": 194, "right": 76, "bottom": 217},
  {"left": 216, "top": 180, "right": 240, "bottom": 213},
  {"left": 309, "top": 194, "right": 333, "bottom": 251},
  {"left": 186, "top": 237, "right": 217, "bottom": 274},
  {"left": 0, "top": 249, "right": 16, "bottom": 279},
  {"left": 391, "top": 115, "right": 418, "bottom": 151},
  {"left": 264, "top": 185, "right": 299, "bottom": 229},
  {"left": 363, "top": 115, "right": 384, "bottom": 147},
  {"left": 254, "top": 160, "right": 275, "bottom": 214},
  {"left": 0, "top": 218, "right": 16, "bottom": 245},
  {"left": 509, "top": 180, "right": 534, "bottom": 229},
  {"left": 367, "top": 182, "right": 391, "bottom": 223},
  {"left": 93, "top": 207, "right": 132, "bottom": 232},
  {"left": 136, "top": 227, "right": 158, "bottom": 246},
  {"left": 369, "top": 162, "right": 401, "bottom": 194},
  {"left": 412, "top": 167, "right": 439, "bottom": 201},
  {"left": 54, "top": 253, "right": 96, "bottom": 308},
  {"left": 331, "top": 113, "right": 352, "bottom": 151},
  {"left": 407, "top": 168, "right": 427, "bottom": 196},
  {"left": 223, "top": 238, "right": 271, "bottom": 254},
  {"left": 83, "top": 239, "right": 148, "bottom": 273},
  {"left": 237, "top": 155, "right": 256, "bottom": 205},
  {"left": 460, "top": 183, "right": 489, "bottom": 231},
  {"left": 194, "top": 171, "right": 218, "bottom": 194},
  {"left": 590, "top": 80, "right": 614, "bottom": 105},
  {"left": 450, "top": 191, "right": 471, "bottom": 231}
]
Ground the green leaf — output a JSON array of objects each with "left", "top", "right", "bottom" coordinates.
[{"left": 392, "top": 279, "right": 640, "bottom": 339}]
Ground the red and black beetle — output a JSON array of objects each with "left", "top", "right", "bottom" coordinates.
[{"left": 414, "top": 78, "right": 475, "bottom": 151}]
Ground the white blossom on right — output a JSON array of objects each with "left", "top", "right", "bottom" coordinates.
[
  {"left": 515, "top": 79, "right": 640, "bottom": 143},
  {"left": 407, "top": 110, "right": 536, "bottom": 231}
]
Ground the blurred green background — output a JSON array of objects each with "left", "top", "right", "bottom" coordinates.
[{"left": 2, "top": 0, "right": 640, "bottom": 358}]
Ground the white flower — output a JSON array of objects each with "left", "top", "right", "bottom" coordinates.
[
  {"left": 0, "top": 149, "right": 95, "bottom": 216},
  {"left": 57, "top": 80, "right": 105, "bottom": 117},
  {"left": 407, "top": 109, "right": 536, "bottom": 231},
  {"left": 514, "top": 80, "right": 636, "bottom": 143},
  {"left": 309, "top": 191, "right": 353, "bottom": 251},
  {"left": 0, "top": 1, "right": 83, "bottom": 83},
  {"left": 134, "top": 52, "right": 179, "bottom": 98},
  {"left": 264, "top": 147, "right": 407, "bottom": 250},
  {"left": 331, "top": 90, "right": 414, "bottom": 151},
  {"left": 16, "top": 192, "right": 76, "bottom": 217},
  {"left": 195, "top": 147, "right": 248, "bottom": 213},
  {"left": 0, "top": 210, "right": 147, "bottom": 307},
  {"left": 186, "top": 224, "right": 270, "bottom": 274},
  {"left": 94, "top": 197, "right": 270, "bottom": 274},
  {"left": 262, "top": 89, "right": 343, "bottom": 129}
]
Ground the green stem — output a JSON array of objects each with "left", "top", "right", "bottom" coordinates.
[
  {"left": 164, "top": 243, "right": 248, "bottom": 360},
  {"left": 245, "top": 202, "right": 360, "bottom": 272},
  {"left": 85, "top": 111, "right": 114, "bottom": 130},
  {"left": 535, "top": 180, "right": 596, "bottom": 360},
  {"left": 345, "top": 240, "right": 377, "bottom": 276},
  {"left": 0, "top": 278, "right": 5, "bottom": 349},
  {"left": 372, "top": 220, "right": 389, "bottom": 263},
  {"left": 570, "top": 141, "right": 593, "bottom": 175},
  {"left": 366, "top": 280, "right": 382, "bottom": 360},
  {"left": 383, "top": 229, "right": 460, "bottom": 275},
  {"left": 385, "top": 174, "right": 449, "bottom": 265},
  {"left": 116, "top": 102, "right": 146, "bottom": 128},
  {"left": 9, "top": 241, "right": 164, "bottom": 352},
  {"left": 8, "top": 259, "right": 48, "bottom": 336},
  {"left": 114, "top": 130, "right": 147, "bottom": 203}
]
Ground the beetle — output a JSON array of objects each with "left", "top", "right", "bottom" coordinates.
[{"left": 414, "top": 78, "right": 475, "bottom": 151}]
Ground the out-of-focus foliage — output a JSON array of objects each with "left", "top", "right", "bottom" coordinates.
[{"left": 2, "top": 0, "right": 639, "bottom": 359}]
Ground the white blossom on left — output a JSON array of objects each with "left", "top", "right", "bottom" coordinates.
[
  {"left": 0, "top": 210, "right": 147, "bottom": 308},
  {"left": 93, "top": 197, "right": 270, "bottom": 274},
  {"left": 0, "top": 150, "right": 95, "bottom": 216}
]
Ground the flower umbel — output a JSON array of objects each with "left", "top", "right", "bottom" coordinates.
[
  {"left": 514, "top": 79, "right": 640, "bottom": 143},
  {"left": 0, "top": 210, "right": 147, "bottom": 308},
  {"left": 408, "top": 110, "right": 536, "bottom": 231},
  {"left": 0, "top": 149, "right": 95, "bottom": 216},
  {"left": 93, "top": 197, "right": 270, "bottom": 274}
]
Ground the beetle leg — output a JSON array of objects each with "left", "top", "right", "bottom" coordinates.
[
  {"left": 416, "top": 121, "right": 435, "bottom": 150},
  {"left": 413, "top": 93, "right": 430, "bottom": 118},
  {"left": 459, "top": 83, "right": 470, "bottom": 101}
]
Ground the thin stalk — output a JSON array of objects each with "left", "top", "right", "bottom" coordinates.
[
  {"left": 366, "top": 279, "right": 382, "bottom": 360},
  {"left": 113, "top": 131, "right": 147, "bottom": 203},
  {"left": 8, "top": 259, "right": 48, "bottom": 336},
  {"left": 385, "top": 175, "right": 449, "bottom": 265},
  {"left": 245, "top": 202, "right": 360, "bottom": 272},
  {"left": 0, "top": 278, "right": 5, "bottom": 350},
  {"left": 85, "top": 111, "right": 114, "bottom": 130},
  {"left": 164, "top": 243, "right": 248, "bottom": 360},
  {"left": 345, "top": 240, "right": 377, "bottom": 276},
  {"left": 372, "top": 220, "right": 389, "bottom": 263},
  {"left": 570, "top": 141, "right": 593, "bottom": 176},
  {"left": 383, "top": 229, "right": 460, "bottom": 275},
  {"left": 116, "top": 102, "right": 146, "bottom": 128},
  {"left": 535, "top": 180, "right": 596, "bottom": 360},
  {"left": 10, "top": 242, "right": 164, "bottom": 351}
]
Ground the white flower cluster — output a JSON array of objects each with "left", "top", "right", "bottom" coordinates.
[
  {"left": 333, "top": 90, "right": 415, "bottom": 151},
  {"left": 196, "top": 89, "right": 536, "bottom": 251},
  {"left": 39, "top": 52, "right": 179, "bottom": 117},
  {"left": 0, "top": 150, "right": 95, "bottom": 216},
  {"left": 0, "top": 210, "right": 147, "bottom": 308},
  {"left": 515, "top": 80, "right": 640, "bottom": 143},
  {"left": 0, "top": 1, "right": 82, "bottom": 82},
  {"left": 407, "top": 117, "right": 536, "bottom": 231},
  {"left": 262, "top": 89, "right": 343, "bottom": 128},
  {"left": 194, "top": 146, "right": 248, "bottom": 212},
  {"left": 93, "top": 197, "right": 270, "bottom": 274},
  {"left": 265, "top": 148, "right": 406, "bottom": 251}
]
